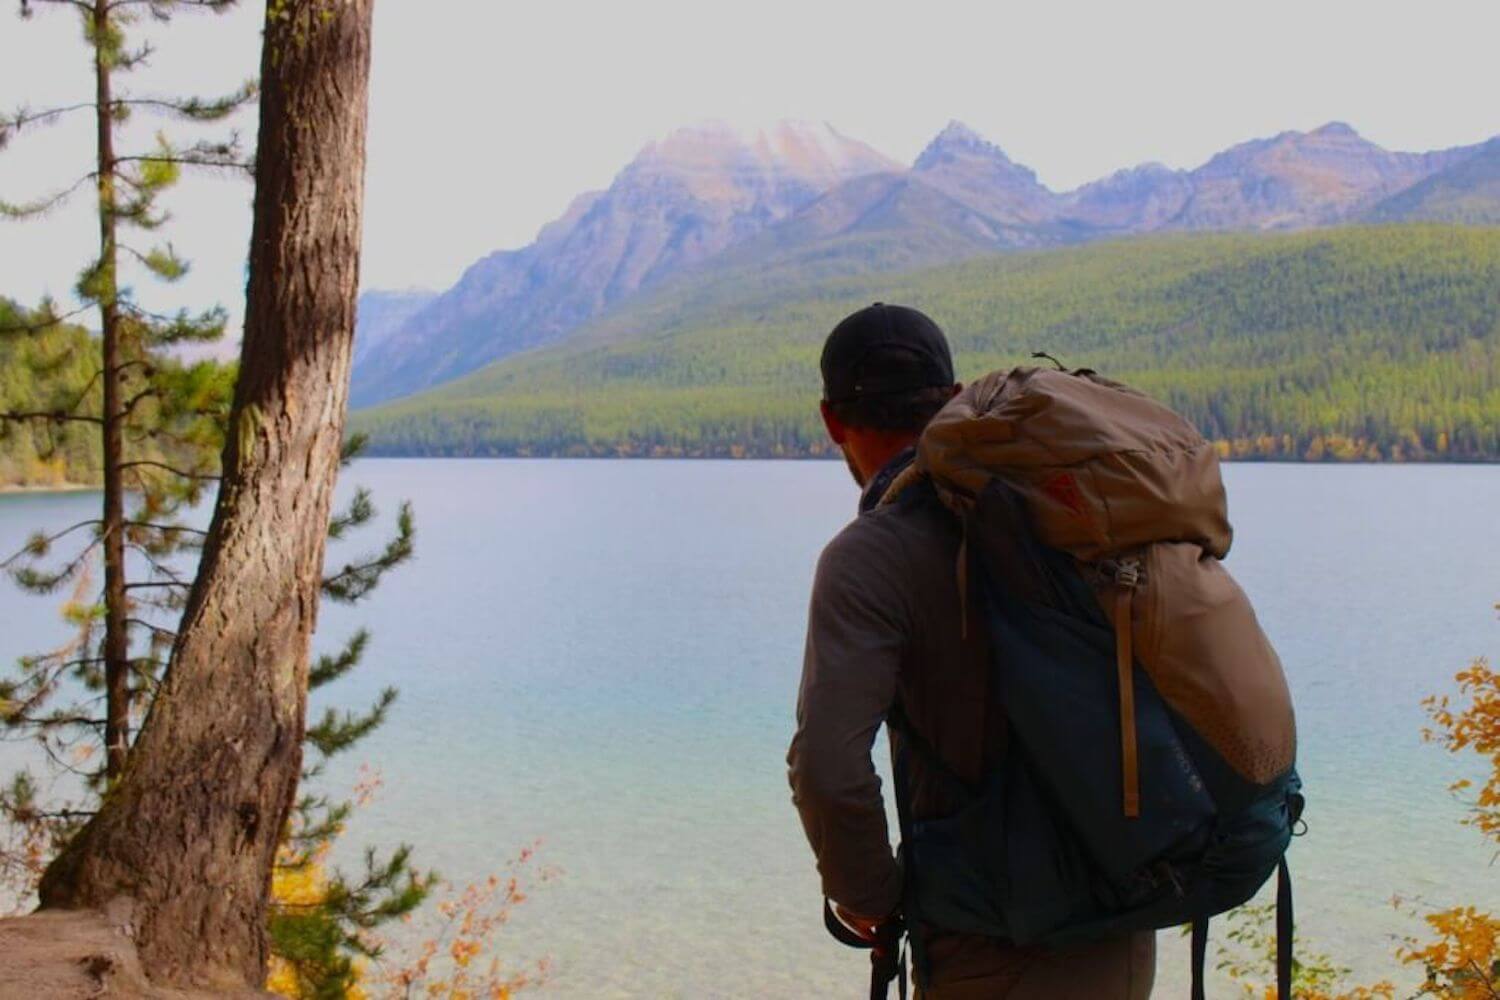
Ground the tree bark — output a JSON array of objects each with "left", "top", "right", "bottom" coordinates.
[{"left": 38, "top": 1, "right": 376, "bottom": 990}]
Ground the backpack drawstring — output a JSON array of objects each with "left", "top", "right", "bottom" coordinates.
[
  {"left": 1111, "top": 558, "right": 1143, "bottom": 819},
  {"left": 956, "top": 518, "right": 971, "bottom": 640}
]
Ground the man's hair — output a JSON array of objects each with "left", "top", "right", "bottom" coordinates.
[{"left": 825, "top": 384, "right": 955, "bottom": 433}]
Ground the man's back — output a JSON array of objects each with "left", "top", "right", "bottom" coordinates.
[
  {"left": 791, "top": 461, "right": 1156, "bottom": 997},
  {"left": 789, "top": 302, "right": 1153, "bottom": 998}
]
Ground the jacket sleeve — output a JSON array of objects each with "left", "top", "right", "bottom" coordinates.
[{"left": 787, "top": 523, "right": 908, "bottom": 918}]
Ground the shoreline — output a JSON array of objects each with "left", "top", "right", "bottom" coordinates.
[
  {"left": 0, "top": 482, "right": 99, "bottom": 496},
  {"left": 5, "top": 454, "right": 1499, "bottom": 496},
  {"left": 352, "top": 453, "right": 1500, "bottom": 467}
]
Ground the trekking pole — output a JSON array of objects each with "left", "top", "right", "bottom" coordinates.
[
  {"left": 822, "top": 900, "right": 907, "bottom": 1000},
  {"left": 868, "top": 919, "right": 907, "bottom": 1000}
]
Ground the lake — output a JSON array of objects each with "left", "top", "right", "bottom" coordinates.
[{"left": 1, "top": 459, "right": 1497, "bottom": 997}]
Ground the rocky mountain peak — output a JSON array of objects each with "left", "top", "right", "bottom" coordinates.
[
  {"left": 911, "top": 120, "right": 1053, "bottom": 224},
  {"left": 1061, "top": 161, "right": 1192, "bottom": 231},
  {"left": 914, "top": 120, "right": 1030, "bottom": 177},
  {"left": 1091, "top": 161, "right": 1181, "bottom": 184},
  {"left": 753, "top": 120, "right": 901, "bottom": 183},
  {"left": 921, "top": 120, "right": 986, "bottom": 151},
  {"left": 1311, "top": 121, "right": 1361, "bottom": 139},
  {"left": 626, "top": 119, "right": 897, "bottom": 201}
]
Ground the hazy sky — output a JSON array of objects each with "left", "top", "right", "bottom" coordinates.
[{"left": 2, "top": 0, "right": 1497, "bottom": 329}]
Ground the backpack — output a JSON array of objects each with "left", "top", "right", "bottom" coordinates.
[{"left": 874, "top": 365, "right": 1304, "bottom": 999}]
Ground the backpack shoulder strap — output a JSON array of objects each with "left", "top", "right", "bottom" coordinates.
[{"left": 1276, "top": 857, "right": 1294, "bottom": 1000}]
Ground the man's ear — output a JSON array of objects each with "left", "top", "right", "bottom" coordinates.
[
  {"left": 949, "top": 383, "right": 963, "bottom": 400},
  {"left": 819, "top": 400, "right": 848, "bottom": 445}
]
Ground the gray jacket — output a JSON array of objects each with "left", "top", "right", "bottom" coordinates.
[{"left": 787, "top": 457, "right": 1022, "bottom": 983}]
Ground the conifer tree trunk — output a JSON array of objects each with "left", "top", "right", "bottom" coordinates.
[
  {"left": 38, "top": 0, "right": 376, "bottom": 989},
  {"left": 93, "top": 0, "right": 130, "bottom": 784}
]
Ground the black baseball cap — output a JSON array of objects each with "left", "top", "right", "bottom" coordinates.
[{"left": 820, "top": 303, "right": 955, "bottom": 403}]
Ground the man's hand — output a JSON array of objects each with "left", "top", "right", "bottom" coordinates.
[{"left": 833, "top": 901, "right": 895, "bottom": 947}]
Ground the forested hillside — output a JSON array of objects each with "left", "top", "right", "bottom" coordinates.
[
  {"left": 353, "top": 225, "right": 1500, "bottom": 462},
  {"left": 0, "top": 300, "right": 102, "bottom": 487},
  {"left": 0, "top": 300, "right": 235, "bottom": 489}
]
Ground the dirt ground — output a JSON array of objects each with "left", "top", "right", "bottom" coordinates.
[{"left": 0, "top": 902, "right": 273, "bottom": 1000}]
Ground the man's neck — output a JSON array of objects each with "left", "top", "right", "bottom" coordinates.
[
  {"left": 852, "top": 433, "right": 920, "bottom": 484},
  {"left": 858, "top": 442, "right": 918, "bottom": 513}
]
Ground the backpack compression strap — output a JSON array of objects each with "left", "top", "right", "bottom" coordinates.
[
  {"left": 823, "top": 899, "right": 907, "bottom": 1000},
  {"left": 1190, "top": 857, "right": 1294, "bottom": 1000},
  {"left": 1112, "top": 582, "right": 1141, "bottom": 818},
  {"left": 1107, "top": 558, "right": 1145, "bottom": 818}
]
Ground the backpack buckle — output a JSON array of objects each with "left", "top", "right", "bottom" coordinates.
[{"left": 1099, "top": 556, "right": 1144, "bottom": 588}]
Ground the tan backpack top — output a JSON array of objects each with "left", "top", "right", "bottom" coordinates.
[{"left": 888, "top": 366, "right": 1296, "bottom": 815}]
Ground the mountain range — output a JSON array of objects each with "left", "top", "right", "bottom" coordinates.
[
  {"left": 349, "top": 225, "right": 1500, "bottom": 462},
  {"left": 351, "top": 119, "right": 1500, "bottom": 407}
]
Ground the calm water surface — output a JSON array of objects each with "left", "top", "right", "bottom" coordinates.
[{"left": 1, "top": 460, "right": 1496, "bottom": 997}]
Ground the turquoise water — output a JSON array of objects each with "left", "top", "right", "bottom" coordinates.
[{"left": 1, "top": 460, "right": 1497, "bottom": 997}]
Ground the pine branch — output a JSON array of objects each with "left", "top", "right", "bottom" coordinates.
[
  {"left": 112, "top": 84, "right": 257, "bottom": 122},
  {"left": 131, "top": 588, "right": 188, "bottom": 615},
  {"left": 129, "top": 654, "right": 165, "bottom": 688},
  {"left": 322, "top": 502, "right": 415, "bottom": 603},
  {"left": 119, "top": 459, "right": 219, "bottom": 482},
  {"left": 305, "top": 687, "right": 397, "bottom": 758},
  {"left": 61, "top": 367, "right": 106, "bottom": 414},
  {"left": 310, "top": 630, "right": 369, "bottom": 690},
  {"left": 35, "top": 737, "right": 101, "bottom": 782},
  {"left": 18, "top": 0, "right": 93, "bottom": 16},
  {"left": 31, "top": 715, "right": 106, "bottom": 729},
  {"left": 122, "top": 301, "right": 227, "bottom": 344},
  {"left": 327, "top": 488, "right": 374, "bottom": 541},
  {"left": 118, "top": 300, "right": 190, "bottom": 326},
  {"left": 341, "top": 845, "right": 434, "bottom": 931},
  {"left": 5, "top": 646, "right": 105, "bottom": 728},
  {"left": 121, "top": 242, "right": 189, "bottom": 281},
  {"left": 0, "top": 355, "right": 105, "bottom": 424},
  {"left": 126, "top": 541, "right": 190, "bottom": 584},
  {"left": 7, "top": 535, "right": 100, "bottom": 594},
  {"left": 0, "top": 303, "right": 92, "bottom": 335},
  {"left": 116, "top": 142, "right": 249, "bottom": 173},
  {"left": 118, "top": 385, "right": 160, "bottom": 419},
  {"left": 1, "top": 520, "right": 101, "bottom": 570},
  {"left": 0, "top": 410, "right": 103, "bottom": 426},
  {"left": 0, "top": 86, "right": 255, "bottom": 142},
  {"left": 108, "top": 0, "right": 240, "bottom": 12},
  {"left": 124, "top": 520, "right": 207, "bottom": 537},
  {"left": 112, "top": 191, "right": 170, "bottom": 231},
  {"left": 0, "top": 102, "right": 95, "bottom": 142},
  {"left": 284, "top": 794, "right": 351, "bottom": 849},
  {"left": 0, "top": 173, "right": 100, "bottom": 220},
  {"left": 44, "top": 656, "right": 155, "bottom": 697},
  {"left": 340, "top": 432, "right": 369, "bottom": 467},
  {"left": 113, "top": 41, "right": 157, "bottom": 73},
  {"left": 123, "top": 618, "right": 177, "bottom": 642},
  {"left": 54, "top": 656, "right": 104, "bottom": 669},
  {"left": 126, "top": 423, "right": 182, "bottom": 446}
]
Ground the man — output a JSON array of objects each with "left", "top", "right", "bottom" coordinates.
[{"left": 787, "top": 303, "right": 1155, "bottom": 998}]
